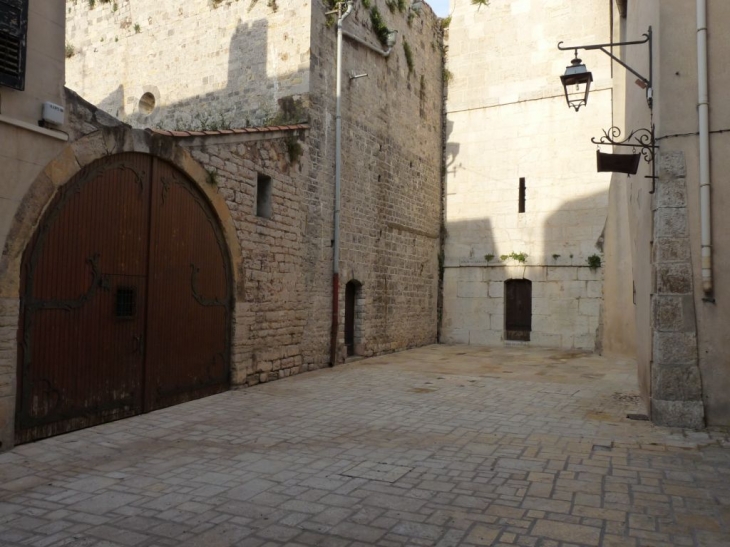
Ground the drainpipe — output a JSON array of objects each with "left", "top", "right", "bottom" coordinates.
[
  {"left": 331, "top": 1, "right": 354, "bottom": 366},
  {"left": 342, "top": 29, "right": 395, "bottom": 57},
  {"left": 697, "top": 0, "right": 712, "bottom": 294}
]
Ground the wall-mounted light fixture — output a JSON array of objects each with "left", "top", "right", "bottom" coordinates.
[
  {"left": 559, "top": 54, "right": 593, "bottom": 111},
  {"left": 558, "top": 27, "right": 653, "bottom": 110},
  {"left": 557, "top": 28, "right": 658, "bottom": 191}
]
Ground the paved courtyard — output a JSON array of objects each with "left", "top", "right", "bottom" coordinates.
[{"left": 1, "top": 345, "right": 729, "bottom": 547}]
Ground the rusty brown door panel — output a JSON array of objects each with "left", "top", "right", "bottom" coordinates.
[
  {"left": 505, "top": 279, "right": 532, "bottom": 342},
  {"left": 16, "top": 154, "right": 231, "bottom": 443},
  {"left": 16, "top": 154, "right": 151, "bottom": 443},
  {"left": 143, "top": 158, "right": 230, "bottom": 411}
]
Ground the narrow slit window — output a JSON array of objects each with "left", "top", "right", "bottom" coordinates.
[
  {"left": 256, "top": 174, "right": 272, "bottom": 219},
  {"left": 518, "top": 177, "right": 526, "bottom": 213}
]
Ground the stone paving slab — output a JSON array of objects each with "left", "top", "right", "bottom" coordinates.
[{"left": 1, "top": 344, "right": 729, "bottom": 546}]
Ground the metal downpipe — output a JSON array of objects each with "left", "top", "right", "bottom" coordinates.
[
  {"left": 330, "top": 1, "right": 353, "bottom": 366},
  {"left": 697, "top": 0, "right": 712, "bottom": 294}
]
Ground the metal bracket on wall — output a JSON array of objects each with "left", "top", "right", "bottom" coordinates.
[
  {"left": 558, "top": 27, "right": 653, "bottom": 109},
  {"left": 592, "top": 125, "right": 658, "bottom": 193}
]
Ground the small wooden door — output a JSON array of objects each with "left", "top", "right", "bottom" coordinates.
[
  {"left": 505, "top": 279, "right": 532, "bottom": 341},
  {"left": 344, "top": 281, "right": 360, "bottom": 357},
  {"left": 16, "top": 153, "right": 232, "bottom": 443}
]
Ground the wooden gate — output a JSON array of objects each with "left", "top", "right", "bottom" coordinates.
[
  {"left": 505, "top": 279, "right": 532, "bottom": 341},
  {"left": 16, "top": 153, "right": 232, "bottom": 443}
]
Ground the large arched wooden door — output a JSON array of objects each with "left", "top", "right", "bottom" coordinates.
[{"left": 16, "top": 153, "right": 232, "bottom": 443}]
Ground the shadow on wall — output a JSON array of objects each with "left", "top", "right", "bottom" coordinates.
[
  {"left": 541, "top": 189, "right": 608, "bottom": 265},
  {"left": 93, "top": 19, "right": 308, "bottom": 130},
  {"left": 444, "top": 119, "right": 461, "bottom": 178}
]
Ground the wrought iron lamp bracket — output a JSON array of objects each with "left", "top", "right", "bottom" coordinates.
[
  {"left": 558, "top": 27, "right": 653, "bottom": 108},
  {"left": 592, "top": 125, "right": 658, "bottom": 193}
]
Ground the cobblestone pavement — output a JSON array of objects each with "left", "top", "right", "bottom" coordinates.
[{"left": 1, "top": 345, "right": 729, "bottom": 547}]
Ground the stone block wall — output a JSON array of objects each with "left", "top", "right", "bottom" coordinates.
[
  {"left": 442, "top": 264, "right": 603, "bottom": 350},
  {"left": 0, "top": 299, "right": 19, "bottom": 450},
  {"left": 184, "top": 135, "right": 311, "bottom": 385},
  {"left": 303, "top": 1, "right": 444, "bottom": 360},
  {"left": 442, "top": 0, "right": 613, "bottom": 350},
  {"left": 65, "top": 0, "right": 445, "bottom": 365},
  {"left": 66, "top": 0, "right": 311, "bottom": 128},
  {"left": 650, "top": 152, "right": 704, "bottom": 428}
]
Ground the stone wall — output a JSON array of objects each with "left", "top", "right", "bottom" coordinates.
[
  {"left": 443, "top": 265, "right": 603, "bottom": 349},
  {"left": 1, "top": 0, "right": 444, "bottom": 449},
  {"left": 182, "top": 133, "right": 312, "bottom": 384},
  {"left": 66, "top": 0, "right": 311, "bottom": 128},
  {"left": 304, "top": 1, "right": 444, "bottom": 360},
  {"left": 442, "top": 0, "right": 613, "bottom": 350},
  {"left": 65, "top": 0, "right": 445, "bottom": 363},
  {"left": 650, "top": 152, "right": 703, "bottom": 428}
]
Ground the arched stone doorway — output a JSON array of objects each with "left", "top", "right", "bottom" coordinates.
[
  {"left": 15, "top": 152, "right": 233, "bottom": 443},
  {"left": 344, "top": 280, "right": 362, "bottom": 357}
]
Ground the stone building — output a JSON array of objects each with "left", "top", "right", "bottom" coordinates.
[
  {"left": 0, "top": 0, "right": 443, "bottom": 449},
  {"left": 441, "top": 0, "right": 616, "bottom": 351},
  {"left": 607, "top": 0, "right": 730, "bottom": 427}
]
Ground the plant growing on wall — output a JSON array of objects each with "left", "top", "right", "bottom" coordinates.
[
  {"left": 552, "top": 254, "right": 561, "bottom": 260},
  {"left": 285, "top": 136, "right": 303, "bottom": 164},
  {"left": 386, "top": 0, "right": 407, "bottom": 13},
  {"left": 471, "top": 0, "right": 490, "bottom": 9},
  {"left": 500, "top": 252, "right": 528, "bottom": 264},
  {"left": 65, "top": 42, "right": 76, "bottom": 58},
  {"left": 403, "top": 39, "right": 414, "bottom": 74},
  {"left": 587, "top": 254, "right": 602, "bottom": 270},
  {"left": 369, "top": 6, "right": 392, "bottom": 47},
  {"left": 206, "top": 168, "right": 219, "bottom": 186},
  {"left": 484, "top": 254, "right": 495, "bottom": 263}
]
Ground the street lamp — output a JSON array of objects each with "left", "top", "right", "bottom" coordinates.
[
  {"left": 557, "top": 28, "right": 658, "bottom": 190},
  {"left": 557, "top": 27, "right": 653, "bottom": 110},
  {"left": 560, "top": 53, "right": 593, "bottom": 112}
]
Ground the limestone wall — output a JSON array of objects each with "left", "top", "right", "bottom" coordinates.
[
  {"left": 442, "top": 0, "right": 613, "bottom": 350},
  {"left": 620, "top": 0, "right": 730, "bottom": 426},
  {"left": 66, "top": 0, "right": 311, "bottom": 128},
  {"left": 183, "top": 133, "right": 313, "bottom": 384},
  {"left": 302, "top": 1, "right": 444, "bottom": 359}
]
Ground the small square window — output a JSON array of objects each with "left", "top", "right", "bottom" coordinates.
[
  {"left": 115, "top": 287, "right": 136, "bottom": 318},
  {"left": 256, "top": 174, "right": 272, "bottom": 219}
]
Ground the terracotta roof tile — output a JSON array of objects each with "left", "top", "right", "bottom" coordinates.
[{"left": 147, "top": 123, "right": 309, "bottom": 138}]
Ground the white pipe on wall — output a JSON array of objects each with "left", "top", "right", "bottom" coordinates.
[{"left": 697, "top": 0, "right": 713, "bottom": 294}]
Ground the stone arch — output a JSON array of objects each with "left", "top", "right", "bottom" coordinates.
[
  {"left": 0, "top": 126, "right": 243, "bottom": 300},
  {"left": 0, "top": 123, "right": 243, "bottom": 449}
]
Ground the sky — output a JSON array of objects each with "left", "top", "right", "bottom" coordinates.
[{"left": 427, "top": 0, "right": 451, "bottom": 17}]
